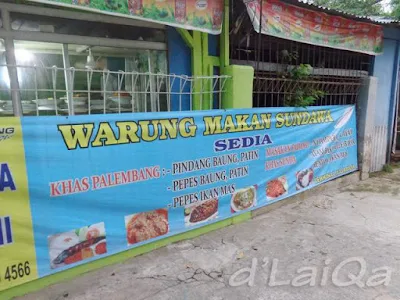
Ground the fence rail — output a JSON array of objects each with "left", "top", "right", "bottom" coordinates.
[
  {"left": 0, "top": 64, "right": 230, "bottom": 116},
  {"left": 253, "top": 75, "right": 363, "bottom": 107}
]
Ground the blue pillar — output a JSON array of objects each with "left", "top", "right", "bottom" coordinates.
[{"left": 167, "top": 27, "right": 191, "bottom": 111}]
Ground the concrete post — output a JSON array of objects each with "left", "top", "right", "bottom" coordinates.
[
  {"left": 222, "top": 65, "right": 254, "bottom": 109},
  {"left": 357, "top": 76, "right": 377, "bottom": 180}
]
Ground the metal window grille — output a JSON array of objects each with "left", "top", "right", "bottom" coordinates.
[
  {"left": 252, "top": 73, "right": 364, "bottom": 107},
  {"left": 0, "top": 64, "right": 230, "bottom": 116},
  {"left": 229, "top": 0, "right": 371, "bottom": 107}
]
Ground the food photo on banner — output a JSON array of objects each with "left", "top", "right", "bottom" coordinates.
[{"left": 0, "top": 105, "right": 358, "bottom": 291}]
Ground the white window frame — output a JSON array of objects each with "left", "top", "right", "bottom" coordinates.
[{"left": 0, "top": 2, "right": 167, "bottom": 116}]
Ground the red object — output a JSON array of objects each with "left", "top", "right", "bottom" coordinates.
[
  {"left": 266, "top": 179, "right": 286, "bottom": 198},
  {"left": 128, "top": 0, "right": 143, "bottom": 15},
  {"left": 212, "top": 1, "right": 223, "bottom": 29},
  {"left": 95, "top": 242, "right": 107, "bottom": 255},
  {"left": 175, "top": 0, "right": 187, "bottom": 23},
  {"left": 64, "top": 252, "right": 83, "bottom": 264},
  {"left": 127, "top": 209, "right": 169, "bottom": 245}
]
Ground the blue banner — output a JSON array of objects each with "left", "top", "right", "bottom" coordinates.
[{"left": 13, "top": 105, "right": 357, "bottom": 281}]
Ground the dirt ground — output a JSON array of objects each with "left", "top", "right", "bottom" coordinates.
[{"left": 17, "top": 169, "right": 400, "bottom": 300}]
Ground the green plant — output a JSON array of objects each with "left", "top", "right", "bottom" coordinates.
[
  {"left": 278, "top": 50, "right": 325, "bottom": 107},
  {"left": 284, "top": 86, "right": 325, "bottom": 107},
  {"left": 383, "top": 164, "right": 394, "bottom": 173}
]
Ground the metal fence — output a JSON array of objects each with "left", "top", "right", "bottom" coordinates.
[
  {"left": 0, "top": 65, "right": 230, "bottom": 116},
  {"left": 253, "top": 73, "right": 363, "bottom": 107},
  {"left": 229, "top": 0, "right": 370, "bottom": 108}
]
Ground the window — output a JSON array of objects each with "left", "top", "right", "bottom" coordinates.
[
  {"left": 0, "top": 41, "right": 169, "bottom": 115},
  {"left": 13, "top": 41, "right": 65, "bottom": 115},
  {"left": 68, "top": 45, "right": 168, "bottom": 114},
  {"left": 0, "top": 8, "right": 169, "bottom": 116}
]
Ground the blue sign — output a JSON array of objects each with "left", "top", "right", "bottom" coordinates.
[{"left": 20, "top": 105, "right": 357, "bottom": 278}]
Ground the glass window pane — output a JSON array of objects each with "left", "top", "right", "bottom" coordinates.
[
  {"left": 14, "top": 41, "right": 65, "bottom": 116},
  {"left": 68, "top": 45, "right": 168, "bottom": 114}
]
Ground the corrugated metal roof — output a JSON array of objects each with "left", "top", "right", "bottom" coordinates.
[
  {"left": 368, "top": 16, "right": 399, "bottom": 24},
  {"left": 283, "top": 0, "right": 400, "bottom": 25}
]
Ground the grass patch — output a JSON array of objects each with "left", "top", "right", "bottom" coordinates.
[
  {"left": 391, "top": 162, "right": 400, "bottom": 169},
  {"left": 383, "top": 164, "right": 394, "bottom": 173}
]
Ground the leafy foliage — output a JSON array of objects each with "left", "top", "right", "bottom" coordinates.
[
  {"left": 284, "top": 64, "right": 325, "bottom": 107},
  {"left": 383, "top": 164, "right": 394, "bottom": 173},
  {"left": 390, "top": 0, "right": 400, "bottom": 19},
  {"left": 312, "top": 0, "right": 384, "bottom": 16},
  {"left": 278, "top": 51, "right": 325, "bottom": 107}
]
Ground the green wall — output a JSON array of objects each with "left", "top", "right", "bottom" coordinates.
[
  {"left": 222, "top": 65, "right": 254, "bottom": 109},
  {"left": 177, "top": 0, "right": 255, "bottom": 111}
]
